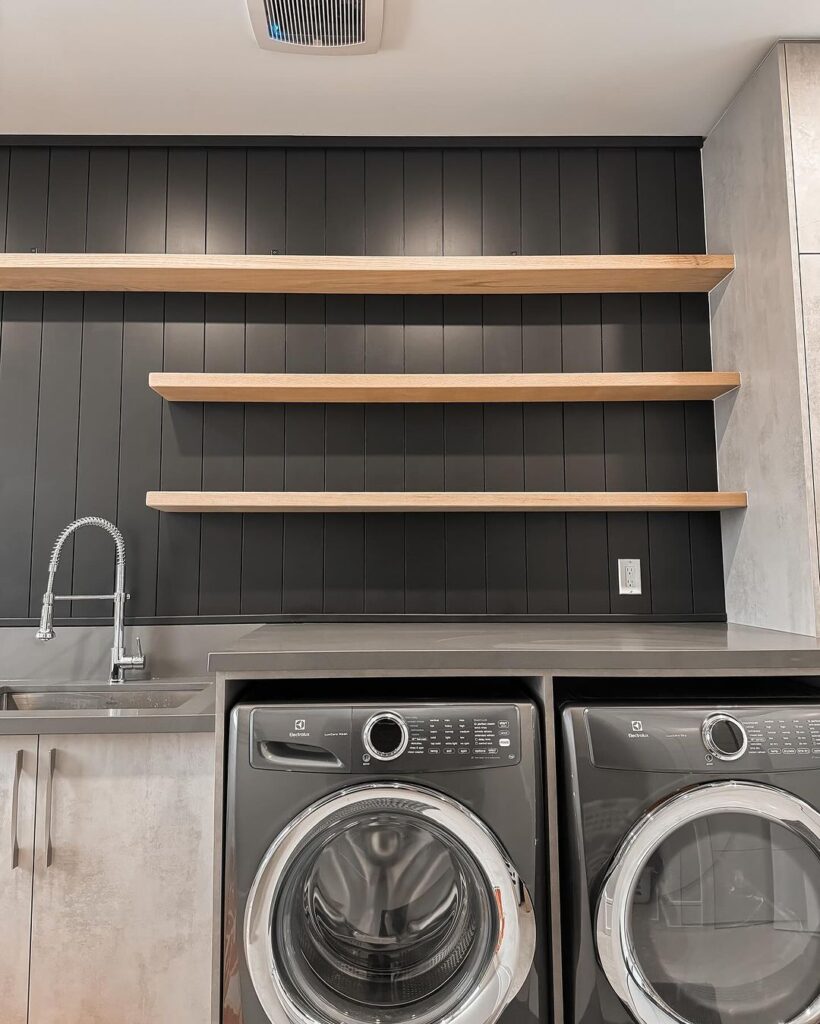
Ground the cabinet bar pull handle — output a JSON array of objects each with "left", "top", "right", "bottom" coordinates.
[
  {"left": 10, "top": 749, "right": 23, "bottom": 870},
  {"left": 44, "top": 748, "right": 56, "bottom": 868}
]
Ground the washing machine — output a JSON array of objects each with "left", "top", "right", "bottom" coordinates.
[
  {"left": 562, "top": 702, "right": 820, "bottom": 1024},
  {"left": 223, "top": 698, "right": 545, "bottom": 1024}
]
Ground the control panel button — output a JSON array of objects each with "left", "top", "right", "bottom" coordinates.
[
  {"left": 702, "top": 713, "right": 748, "bottom": 761},
  {"left": 363, "top": 712, "right": 409, "bottom": 761}
]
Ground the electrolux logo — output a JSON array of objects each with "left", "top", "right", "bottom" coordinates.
[
  {"left": 628, "top": 720, "right": 649, "bottom": 740},
  {"left": 289, "top": 717, "right": 309, "bottom": 739}
]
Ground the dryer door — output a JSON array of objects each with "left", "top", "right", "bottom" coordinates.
[
  {"left": 596, "top": 780, "right": 820, "bottom": 1024},
  {"left": 245, "top": 782, "right": 535, "bottom": 1024}
]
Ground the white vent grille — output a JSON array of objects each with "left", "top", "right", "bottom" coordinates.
[
  {"left": 247, "top": 0, "right": 384, "bottom": 54},
  {"left": 266, "top": 0, "right": 364, "bottom": 46}
]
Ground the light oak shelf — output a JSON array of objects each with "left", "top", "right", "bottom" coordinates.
[
  {"left": 149, "top": 371, "right": 741, "bottom": 404},
  {"left": 146, "top": 491, "right": 749, "bottom": 514},
  {"left": 0, "top": 253, "right": 734, "bottom": 294}
]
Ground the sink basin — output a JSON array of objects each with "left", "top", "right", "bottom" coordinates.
[{"left": 0, "top": 689, "right": 196, "bottom": 712}]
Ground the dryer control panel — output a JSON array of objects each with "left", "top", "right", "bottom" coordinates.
[
  {"left": 584, "top": 704, "right": 820, "bottom": 773},
  {"left": 250, "top": 704, "right": 521, "bottom": 773}
]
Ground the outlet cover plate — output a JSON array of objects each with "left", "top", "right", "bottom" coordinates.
[{"left": 618, "top": 558, "right": 642, "bottom": 596}]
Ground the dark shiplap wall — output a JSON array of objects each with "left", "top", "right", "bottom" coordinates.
[{"left": 0, "top": 144, "right": 724, "bottom": 623}]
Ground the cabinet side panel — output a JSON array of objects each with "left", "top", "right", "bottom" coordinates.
[{"left": 704, "top": 45, "right": 818, "bottom": 634}]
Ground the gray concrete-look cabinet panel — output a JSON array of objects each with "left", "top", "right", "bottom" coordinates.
[
  {"left": 799, "top": 254, "right": 820, "bottom": 593},
  {"left": 787, "top": 44, "right": 820, "bottom": 636},
  {"left": 0, "top": 737, "right": 37, "bottom": 1024},
  {"left": 784, "top": 42, "right": 820, "bottom": 253},
  {"left": 26, "top": 732, "right": 215, "bottom": 1024},
  {"left": 704, "top": 42, "right": 820, "bottom": 635}
]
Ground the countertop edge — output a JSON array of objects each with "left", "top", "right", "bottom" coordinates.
[
  {"left": 208, "top": 649, "right": 820, "bottom": 674},
  {"left": 0, "top": 711, "right": 215, "bottom": 736}
]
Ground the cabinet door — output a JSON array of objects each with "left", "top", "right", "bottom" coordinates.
[
  {"left": 28, "top": 733, "right": 214, "bottom": 1024},
  {"left": 0, "top": 736, "right": 37, "bottom": 1024}
]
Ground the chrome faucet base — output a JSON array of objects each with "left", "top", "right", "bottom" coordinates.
[{"left": 34, "top": 517, "right": 147, "bottom": 684}]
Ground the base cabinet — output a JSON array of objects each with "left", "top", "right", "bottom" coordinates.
[{"left": 1, "top": 731, "right": 214, "bottom": 1024}]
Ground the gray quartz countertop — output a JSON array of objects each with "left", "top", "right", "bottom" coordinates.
[
  {"left": 208, "top": 622, "right": 820, "bottom": 675},
  {"left": 0, "top": 678, "right": 215, "bottom": 734}
]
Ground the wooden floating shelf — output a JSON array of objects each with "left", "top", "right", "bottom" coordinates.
[
  {"left": 149, "top": 371, "right": 741, "bottom": 404},
  {"left": 0, "top": 253, "right": 734, "bottom": 294},
  {"left": 146, "top": 491, "right": 749, "bottom": 514}
]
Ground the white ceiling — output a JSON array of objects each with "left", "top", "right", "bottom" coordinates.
[{"left": 0, "top": 0, "right": 818, "bottom": 137}]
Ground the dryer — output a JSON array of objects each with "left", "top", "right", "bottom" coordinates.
[
  {"left": 224, "top": 699, "right": 545, "bottom": 1024},
  {"left": 562, "top": 703, "right": 820, "bottom": 1024}
]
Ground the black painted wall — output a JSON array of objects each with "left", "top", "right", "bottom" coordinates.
[{"left": 0, "top": 143, "right": 724, "bottom": 623}]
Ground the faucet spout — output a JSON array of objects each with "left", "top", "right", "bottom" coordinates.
[{"left": 34, "top": 517, "right": 147, "bottom": 684}]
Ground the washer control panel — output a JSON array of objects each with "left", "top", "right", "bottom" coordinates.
[
  {"left": 353, "top": 705, "right": 521, "bottom": 772},
  {"left": 249, "top": 703, "right": 521, "bottom": 773},
  {"left": 584, "top": 705, "right": 820, "bottom": 773}
]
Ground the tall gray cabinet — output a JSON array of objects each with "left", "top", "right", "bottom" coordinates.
[{"left": 704, "top": 40, "right": 820, "bottom": 637}]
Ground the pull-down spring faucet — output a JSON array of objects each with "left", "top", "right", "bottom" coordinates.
[{"left": 35, "top": 517, "right": 147, "bottom": 684}]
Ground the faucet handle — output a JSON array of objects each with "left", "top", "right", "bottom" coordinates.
[{"left": 115, "top": 636, "right": 146, "bottom": 675}]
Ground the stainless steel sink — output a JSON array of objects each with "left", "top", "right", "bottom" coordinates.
[{"left": 0, "top": 689, "right": 196, "bottom": 712}]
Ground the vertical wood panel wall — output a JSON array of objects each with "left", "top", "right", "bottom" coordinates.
[{"left": 0, "top": 143, "right": 725, "bottom": 623}]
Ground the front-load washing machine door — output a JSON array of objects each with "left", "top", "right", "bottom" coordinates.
[
  {"left": 244, "top": 782, "right": 535, "bottom": 1024},
  {"left": 595, "top": 780, "right": 820, "bottom": 1024}
]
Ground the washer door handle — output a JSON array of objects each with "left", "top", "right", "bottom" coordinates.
[{"left": 595, "top": 780, "right": 820, "bottom": 1024}]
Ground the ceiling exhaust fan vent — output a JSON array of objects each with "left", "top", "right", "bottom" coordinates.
[{"left": 248, "top": 0, "right": 384, "bottom": 54}]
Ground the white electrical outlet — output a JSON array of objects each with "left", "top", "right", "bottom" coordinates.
[{"left": 618, "top": 558, "right": 642, "bottom": 596}]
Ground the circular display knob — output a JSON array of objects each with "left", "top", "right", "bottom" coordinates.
[
  {"left": 363, "top": 712, "right": 409, "bottom": 761},
  {"left": 702, "top": 713, "right": 748, "bottom": 761}
]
